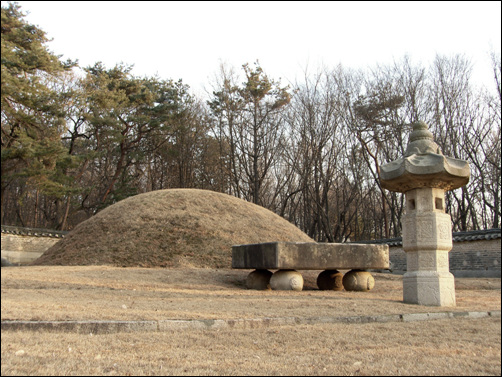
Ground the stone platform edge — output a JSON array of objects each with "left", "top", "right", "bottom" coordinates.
[{"left": 2, "top": 310, "right": 499, "bottom": 334}]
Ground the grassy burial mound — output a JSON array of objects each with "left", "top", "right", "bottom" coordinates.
[{"left": 32, "top": 189, "right": 313, "bottom": 268}]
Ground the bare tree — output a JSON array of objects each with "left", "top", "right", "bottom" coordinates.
[
  {"left": 351, "top": 72, "right": 405, "bottom": 238},
  {"left": 208, "top": 62, "right": 291, "bottom": 206}
]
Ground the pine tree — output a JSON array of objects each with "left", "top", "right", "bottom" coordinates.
[{"left": 1, "top": 2, "right": 76, "bottom": 217}]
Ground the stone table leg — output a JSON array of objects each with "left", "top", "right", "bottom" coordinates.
[
  {"left": 317, "top": 269, "right": 344, "bottom": 290},
  {"left": 270, "top": 269, "right": 304, "bottom": 291},
  {"left": 246, "top": 269, "right": 272, "bottom": 290},
  {"left": 342, "top": 269, "right": 375, "bottom": 291}
]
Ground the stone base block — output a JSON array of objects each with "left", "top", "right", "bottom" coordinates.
[{"left": 403, "top": 271, "right": 456, "bottom": 306}]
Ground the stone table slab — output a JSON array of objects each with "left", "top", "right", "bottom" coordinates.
[{"left": 232, "top": 242, "right": 389, "bottom": 270}]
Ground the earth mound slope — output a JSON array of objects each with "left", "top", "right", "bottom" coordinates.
[{"left": 33, "top": 189, "right": 313, "bottom": 268}]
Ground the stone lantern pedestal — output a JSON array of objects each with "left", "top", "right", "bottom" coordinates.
[
  {"left": 401, "top": 187, "right": 456, "bottom": 305},
  {"left": 380, "top": 121, "right": 470, "bottom": 306}
]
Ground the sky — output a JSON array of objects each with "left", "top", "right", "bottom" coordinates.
[{"left": 9, "top": 1, "right": 502, "bottom": 97}]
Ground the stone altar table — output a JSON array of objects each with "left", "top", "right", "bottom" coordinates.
[{"left": 232, "top": 242, "right": 389, "bottom": 291}]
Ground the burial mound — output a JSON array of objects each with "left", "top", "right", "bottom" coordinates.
[{"left": 32, "top": 189, "right": 313, "bottom": 268}]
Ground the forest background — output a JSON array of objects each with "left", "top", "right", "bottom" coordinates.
[{"left": 1, "top": 2, "right": 501, "bottom": 242}]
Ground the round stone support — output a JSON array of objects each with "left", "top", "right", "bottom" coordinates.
[
  {"left": 270, "top": 269, "right": 303, "bottom": 291},
  {"left": 317, "top": 270, "right": 344, "bottom": 291},
  {"left": 342, "top": 270, "right": 375, "bottom": 292},
  {"left": 246, "top": 269, "right": 272, "bottom": 290}
]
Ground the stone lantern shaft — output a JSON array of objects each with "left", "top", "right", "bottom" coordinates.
[{"left": 380, "top": 121, "right": 470, "bottom": 306}]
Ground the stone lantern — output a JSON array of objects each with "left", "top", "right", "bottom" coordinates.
[{"left": 379, "top": 121, "right": 470, "bottom": 306}]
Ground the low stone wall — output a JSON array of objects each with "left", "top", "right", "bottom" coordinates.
[
  {"left": 382, "top": 229, "right": 501, "bottom": 278},
  {"left": 2, "top": 225, "right": 500, "bottom": 277},
  {"left": 1, "top": 226, "right": 67, "bottom": 265}
]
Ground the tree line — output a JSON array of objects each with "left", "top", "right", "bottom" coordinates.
[{"left": 2, "top": 2, "right": 501, "bottom": 241}]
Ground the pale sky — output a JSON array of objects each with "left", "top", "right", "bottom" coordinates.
[{"left": 9, "top": 1, "right": 502, "bottom": 96}]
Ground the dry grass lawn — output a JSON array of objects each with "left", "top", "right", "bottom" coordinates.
[
  {"left": 1, "top": 266, "right": 501, "bottom": 376},
  {"left": 2, "top": 318, "right": 500, "bottom": 376}
]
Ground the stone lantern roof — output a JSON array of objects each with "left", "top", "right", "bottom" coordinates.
[{"left": 380, "top": 121, "right": 470, "bottom": 193}]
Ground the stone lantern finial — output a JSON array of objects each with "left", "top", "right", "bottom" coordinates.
[
  {"left": 404, "top": 121, "right": 442, "bottom": 156},
  {"left": 379, "top": 121, "right": 470, "bottom": 306},
  {"left": 380, "top": 121, "right": 470, "bottom": 193}
]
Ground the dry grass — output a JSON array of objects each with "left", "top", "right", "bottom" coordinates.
[
  {"left": 2, "top": 318, "right": 500, "bottom": 376},
  {"left": 1, "top": 266, "right": 500, "bottom": 321},
  {"left": 32, "top": 189, "right": 313, "bottom": 268},
  {"left": 1, "top": 266, "right": 501, "bottom": 376}
]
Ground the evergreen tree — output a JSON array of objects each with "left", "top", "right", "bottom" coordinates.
[
  {"left": 1, "top": 2, "right": 76, "bottom": 218},
  {"left": 82, "top": 62, "right": 191, "bottom": 206}
]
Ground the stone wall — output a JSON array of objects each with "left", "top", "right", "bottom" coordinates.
[
  {"left": 383, "top": 229, "right": 501, "bottom": 277},
  {"left": 2, "top": 225, "right": 500, "bottom": 277},
  {"left": 1, "top": 226, "right": 67, "bottom": 265}
]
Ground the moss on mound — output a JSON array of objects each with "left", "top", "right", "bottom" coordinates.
[{"left": 33, "top": 189, "right": 313, "bottom": 268}]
